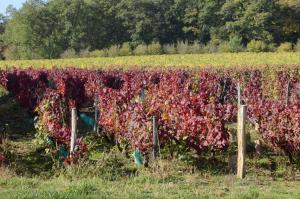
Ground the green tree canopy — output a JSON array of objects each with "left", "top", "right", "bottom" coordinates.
[{"left": 1, "top": 0, "right": 300, "bottom": 59}]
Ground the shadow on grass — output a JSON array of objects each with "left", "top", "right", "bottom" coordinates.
[
  {"left": 0, "top": 91, "right": 53, "bottom": 177},
  {"left": 9, "top": 147, "right": 54, "bottom": 177},
  {"left": 0, "top": 93, "right": 35, "bottom": 140},
  {"left": 189, "top": 155, "right": 229, "bottom": 175}
]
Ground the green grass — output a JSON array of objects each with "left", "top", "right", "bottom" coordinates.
[
  {"left": 1, "top": 130, "right": 300, "bottom": 199},
  {"left": 1, "top": 167, "right": 300, "bottom": 199},
  {"left": 0, "top": 52, "right": 300, "bottom": 69}
]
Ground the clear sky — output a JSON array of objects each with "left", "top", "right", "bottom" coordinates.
[{"left": 0, "top": 0, "right": 26, "bottom": 15}]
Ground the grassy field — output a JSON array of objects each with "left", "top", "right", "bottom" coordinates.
[
  {"left": 1, "top": 128, "right": 300, "bottom": 199},
  {"left": 1, "top": 168, "right": 300, "bottom": 199},
  {"left": 0, "top": 52, "right": 300, "bottom": 69}
]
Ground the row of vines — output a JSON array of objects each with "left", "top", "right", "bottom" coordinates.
[{"left": 0, "top": 66, "right": 300, "bottom": 164}]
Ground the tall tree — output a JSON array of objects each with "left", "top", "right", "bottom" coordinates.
[
  {"left": 218, "top": 0, "right": 280, "bottom": 43},
  {"left": 182, "top": 0, "right": 224, "bottom": 43},
  {"left": 85, "top": 0, "right": 127, "bottom": 50},
  {"left": 0, "top": 14, "right": 7, "bottom": 60},
  {"left": 278, "top": 0, "right": 300, "bottom": 42},
  {"left": 116, "top": 0, "right": 185, "bottom": 44}
]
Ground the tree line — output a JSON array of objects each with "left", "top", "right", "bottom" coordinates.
[{"left": 0, "top": 0, "right": 300, "bottom": 60}]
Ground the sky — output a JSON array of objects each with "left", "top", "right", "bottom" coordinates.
[{"left": 0, "top": 0, "right": 26, "bottom": 15}]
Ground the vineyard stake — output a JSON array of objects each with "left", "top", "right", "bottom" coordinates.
[
  {"left": 152, "top": 116, "right": 159, "bottom": 158},
  {"left": 286, "top": 81, "right": 291, "bottom": 106},
  {"left": 237, "top": 105, "right": 247, "bottom": 179},
  {"left": 94, "top": 96, "right": 99, "bottom": 133},
  {"left": 237, "top": 83, "right": 241, "bottom": 107},
  {"left": 140, "top": 87, "right": 145, "bottom": 102},
  {"left": 70, "top": 108, "right": 77, "bottom": 156}
]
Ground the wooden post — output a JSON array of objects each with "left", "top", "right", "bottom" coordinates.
[
  {"left": 286, "top": 81, "right": 291, "bottom": 106},
  {"left": 152, "top": 116, "right": 159, "bottom": 158},
  {"left": 237, "top": 83, "right": 241, "bottom": 107},
  {"left": 70, "top": 108, "right": 77, "bottom": 155},
  {"left": 237, "top": 105, "right": 247, "bottom": 179},
  {"left": 140, "top": 87, "right": 145, "bottom": 102},
  {"left": 94, "top": 96, "right": 99, "bottom": 133}
]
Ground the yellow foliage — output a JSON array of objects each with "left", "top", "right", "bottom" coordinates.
[{"left": 1, "top": 52, "right": 300, "bottom": 70}]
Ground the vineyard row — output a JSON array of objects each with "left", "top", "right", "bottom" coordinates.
[{"left": 0, "top": 67, "right": 300, "bottom": 163}]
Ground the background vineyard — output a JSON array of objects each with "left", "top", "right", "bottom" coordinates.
[{"left": 0, "top": 52, "right": 300, "bottom": 69}]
